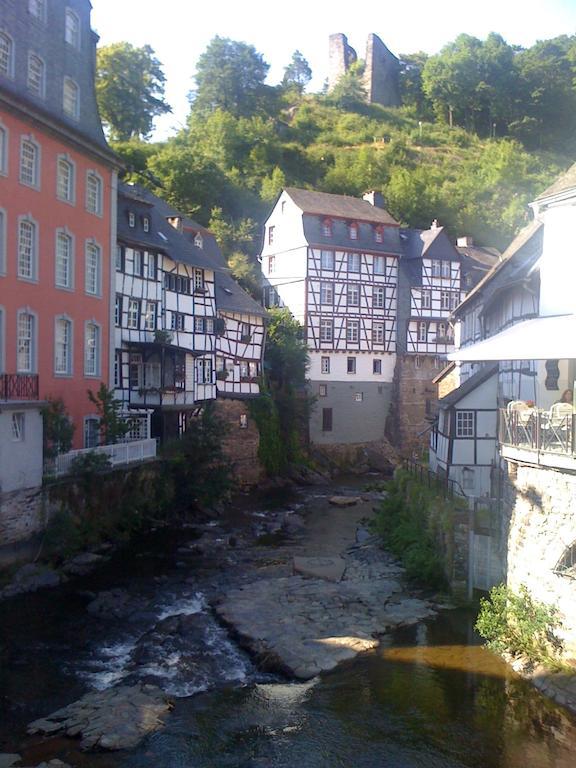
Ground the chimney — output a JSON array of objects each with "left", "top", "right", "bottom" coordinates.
[
  {"left": 457, "top": 235, "right": 474, "bottom": 247},
  {"left": 167, "top": 216, "right": 183, "bottom": 233},
  {"left": 431, "top": 219, "right": 439, "bottom": 230},
  {"left": 363, "top": 190, "right": 385, "bottom": 209}
]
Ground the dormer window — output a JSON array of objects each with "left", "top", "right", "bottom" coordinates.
[
  {"left": 374, "top": 226, "right": 383, "bottom": 244},
  {"left": 143, "top": 216, "right": 150, "bottom": 233},
  {"left": 194, "top": 233, "right": 203, "bottom": 249},
  {"left": 128, "top": 212, "right": 135, "bottom": 228},
  {"left": 348, "top": 222, "right": 358, "bottom": 240},
  {"left": 322, "top": 218, "right": 332, "bottom": 238}
]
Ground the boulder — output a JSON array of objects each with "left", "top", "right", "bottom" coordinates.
[
  {"left": 328, "top": 496, "right": 361, "bottom": 507},
  {"left": 0, "top": 564, "right": 62, "bottom": 599},
  {"left": 293, "top": 556, "right": 346, "bottom": 583},
  {"left": 0, "top": 755, "right": 21, "bottom": 768}
]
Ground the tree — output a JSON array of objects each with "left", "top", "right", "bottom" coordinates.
[
  {"left": 265, "top": 308, "right": 309, "bottom": 394},
  {"left": 191, "top": 36, "right": 271, "bottom": 117},
  {"left": 328, "top": 61, "right": 367, "bottom": 110},
  {"left": 88, "top": 384, "right": 131, "bottom": 445},
  {"left": 42, "top": 398, "right": 75, "bottom": 461},
  {"left": 398, "top": 52, "right": 433, "bottom": 118},
  {"left": 96, "top": 42, "right": 171, "bottom": 141},
  {"left": 282, "top": 50, "right": 312, "bottom": 94}
]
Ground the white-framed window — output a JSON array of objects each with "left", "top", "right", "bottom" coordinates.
[
  {"left": 171, "top": 312, "right": 185, "bottom": 331},
  {"left": 194, "top": 268, "right": 204, "bottom": 291},
  {"left": 65, "top": 8, "right": 80, "bottom": 48},
  {"left": 143, "top": 301, "right": 157, "bottom": 330},
  {"left": 321, "top": 356, "right": 330, "bottom": 374},
  {"left": 322, "top": 219, "right": 332, "bottom": 237},
  {"left": 373, "top": 358, "right": 382, "bottom": 374},
  {"left": 115, "top": 294, "right": 122, "bottom": 326},
  {"left": 194, "top": 232, "right": 203, "bottom": 248},
  {"left": 320, "top": 319, "right": 333, "bottom": 343},
  {"left": 63, "top": 77, "right": 80, "bottom": 120},
  {"left": 0, "top": 31, "right": 14, "bottom": 77},
  {"left": 27, "top": 53, "right": 45, "bottom": 97},
  {"left": 128, "top": 211, "right": 135, "bottom": 228},
  {"left": 431, "top": 260, "right": 441, "bottom": 278},
  {"left": 319, "top": 384, "right": 327, "bottom": 397},
  {"left": 11, "top": 412, "right": 25, "bottom": 441},
  {"left": 320, "top": 282, "right": 333, "bottom": 304},
  {"left": 197, "top": 357, "right": 212, "bottom": 384},
  {"left": 268, "top": 225, "right": 275, "bottom": 245},
  {"left": 437, "top": 322, "right": 447, "bottom": 340},
  {"left": 84, "top": 416, "right": 100, "bottom": 448},
  {"left": 462, "top": 467, "right": 476, "bottom": 490},
  {"left": 347, "top": 284, "right": 359, "bottom": 306},
  {"left": 84, "top": 322, "right": 100, "bottom": 376},
  {"left": 0, "top": 208, "right": 5, "bottom": 275},
  {"left": 347, "top": 356, "right": 356, "bottom": 374},
  {"left": 54, "top": 316, "right": 72, "bottom": 375},
  {"left": 417, "top": 321, "right": 428, "bottom": 342},
  {"left": 320, "top": 250, "right": 334, "bottom": 270},
  {"left": 0, "top": 124, "right": 7, "bottom": 175},
  {"left": 86, "top": 171, "right": 102, "bottom": 215},
  {"left": 129, "top": 353, "right": 142, "bottom": 388},
  {"left": 55, "top": 230, "right": 73, "bottom": 289},
  {"left": 114, "top": 350, "right": 122, "bottom": 388},
  {"left": 115, "top": 246, "right": 124, "bottom": 272},
  {"left": 133, "top": 250, "right": 143, "bottom": 276},
  {"left": 145, "top": 252, "right": 156, "bottom": 280},
  {"left": 347, "top": 253, "right": 360, "bottom": 273},
  {"left": 20, "top": 137, "right": 40, "bottom": 188},
  {"left": 85, "top": 241, "right": 101, "bottom": 295},
  {"left": 354, "top": 392, "right": 363, "bottom": 402},
  {"left": 268, "top": 255, "right": 275, "bottom": 273},
  {"left": 17, "top": 311, "right": 35, "bottom": 372},
  {"left": 441, "top": 291, "right": 454, "bottom": 311},
  {"left": 374, "top": 227, "right": 383, "bottom": 244},
  {"left": 346, "top": 319, "right": 359, "bottom": 343},
  {"left": 143, "top": 216, "right": 150, "bottom": 233},
  {"left": 456, "top": 410, "right": 475, "bottom": 438},
  {"left": 442, "top": 260, "right": 451, "bottom": 278},
  {"left": 18, "top": 218, "right": 38, "bottom": 280},
  {"left": 57, "top": 155, "right": 75, "bottom": 202},
  {"left": 29, "top": 0, "right": 47, "bottom": 21},
  {"left": 373, "top": 322, "right": 384, "bottom": 343},
  {"left": 240, "top": 322, "right": 251, "bottom": 341},
  {"left": 144, "top": 361, "right": 161, "bottom": 388},
  {"left": 374, "top": 255, "right": 385, "bottom": 274},
  {"left": 127, "top": 299, "right": 140, "bottom": 329},
  {"left": 348, "top": 222, "right": 358, "bottom": 240},
  {"left": 373, "top": 286, "right": 385, "bottom": 309},
  {"left": 421, "top": 289, "right": 431, "bottom": 309}
]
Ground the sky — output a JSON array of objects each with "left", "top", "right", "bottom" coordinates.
[{"left": 90, "top": 0, "right": 576, "bottom": 140}]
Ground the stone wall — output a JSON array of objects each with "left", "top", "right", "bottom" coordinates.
[
  {"left": 0, "top": 486, "right": 45, "bottom": 565},
  {"left": 502, "top": 460, "right": 576, "bottom": 656},
  {"left": 437, "top": 366, "right": 460, "bottom": 399},
  {"left": 213, "top": 399, "right": 263, "bottom": 487},
  {"left": 364, "top": 34, "right": 401, "bottom": 107},
  {"left": 328, "top": 33, "right": 357, "bottom": 91}
]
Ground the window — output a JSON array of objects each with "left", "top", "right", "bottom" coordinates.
[
  {"left": 128, "top": 211, "right": 135, "bottom": 228},
  {"left": 320, "top": 250, "right": 334, "bottom": 270},
  {"left": 55, "top": 231, "right": 73, "bottom": 288},
  {"left": 127, "top": 299, "right": 140, "bottom": 329},
  {"left": 431, "top": 260, "right": 441, "bottom": 278},
  {"left": 27, "top": 53, "right": 45, "bottom": 97},
  {"left": 456, "top": 410, "right": 475, "bottom": 438},
  {"left": 29, "top": 0, "right": 46, "bottom": 20},
  {"left": 347, "top": 357, "right": 356, "bottom": 374},
  {"left": 57, "top": 156, "right": 75, "bottom": 202},
  {"left": 0, "top": 124, "right": 7, "bottom": 175},
  {"left": 374, "top": 226, "right": 383, "bottom": 244},
  {"left": 442, "top": 261, "right": 451, "bottom": 278},
  {"left": 143, "top": 216, "right": 150, "bottom": 233},
  {"left": 133, "top": 250, "right": 143, "bottom": 276},
  {"left": 462, "top": 468, "right": 475, "bottom": 490},
  {"left": 206, "top": 317, "right": 214, "bottom": 334},
  {"left": 268, "top": 225, "right": 275, "bottom": 245},
  {"left": 11, "top": 412, "right": 24, "bottom": 441},
  {"left": 346, "top": 319, "right": 359, "bottom": 343},
  {"left": 437, "top": 322, "right": 447, "bottom": 340},
  {"left": 18, "top": 219, "right": 37, "bottom": 280},
  {"left": 65, "top": 8, "right": 80, "bottom": 48},
  {"left": 320, "top": 282, "right": 333, "bottom": 304},
  {"left": 417, "top": 321, "right": 428, "bottom": 342},
  {"left": 354, "top": 392, "right": 363, "bottom": 402},
  {"left": 0, "top": 32, "right": 14, "bottom": 77},
  {"left": 240, "top": 322, "right": 251, "bottom": 341},
  {"left": 373, "top": 286, "right": 385, "bottom": 309},
  {"left": 171, "top": 312, "right": 185, "bottom": 331},
  {"left": 197, "top": 357, "right": 212, "bottom": 384},
  {"left": 54, "top": 317, "right": 72, "bottom": 375},
  {"left": 194, "top": 268, "right": 204, "bottom": 291},
  {"left": 115, "top": 295, "right": 122, "bottom": 326},
  {"left": 268, "top": 255, "right": 275, "bottom": 273},
  {"left": 374, "top": 255, "right": 385, "bottom": 274},
  {"left": 145, "top": 252, "right": 156, "bottom": 280},
  {"left": 348, "top": 253, "right": 360, "bottom": 272},
  {"left": 84, "top": 417, "right": 99, "bottom": 449},
  {"left": 421, "top": 289, "right": 431, "bottom": 309},
  {"left": 195, "top": 316, "right": 206, "bottom": 333},
  {"left": 320, "top": 319, "right": 333, "bottom": 343},
  {"left": 116, "top": 246, "right": 125, "bottom": 272},
  {"left": 348, "top": 222, "right": 358, "bottom": 240},
  {"left": 143, "top": 302, "right": 156, "bottom": 331},
  {"left": 373, "top": 322, "right": 384, "bottom": 343},
  {"left": 322, "top": 408, "right": 333, "bottom": 432},
  {"left": 347, "top": 284, "right": 360, "bottom": 306},
  {"left": 144, "top": 361, "right": 161, "bottom": 388},
  {"left": 373, "top": 359, "right": 382, "bottom": 374},
  {"left": 17, "top": 312, "right": 35, "bottom": 372},
  {"left": 440, "top": 291, "right": 453, "bottom": 311},
  {"left": 319, "top": 384, "right": 327, "bottom": 397},
  {"left": 20, "top": 138, "right": 39, "bottom": 187},
  {"left": 86, "top": 171, "right": 102, "bottom": 215},
  {"left": 63, "top": 77, "right": 80, "bottom": 119},
  {"left": 322, "top": 219, "right": 332, "bottom": 237},
  {"left": 84, "top": 322, "right": 100, "bottom": 376},
  {"left": 114, "top": 350, "right": 122, "bottom": 388},
  {"left": 0, "top": 209, "right": 5, "bottom": 274},
  {"left": 194, "top": 233, "right": 203, "bottom": 248},
  {"left": 321, "top": 356, "right": 330, "bottom": 374},
  {"left": 129, "top": 353, "right": 142, "bottom": 389},
  {"left": 85, "top": 241, "right": 101, "bottom": 295},
  {"left": 415, "top": 355, "right": 421, "bottom": 369}
]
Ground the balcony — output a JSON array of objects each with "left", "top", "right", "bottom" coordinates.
[
  {"left": 499, "top": 407, "right": 576, "bottom": 470},
  {"left": 0, "top": 374, "right": 39, "bottom": 401}
]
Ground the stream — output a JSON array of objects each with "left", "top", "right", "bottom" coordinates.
[{"left": 2, "top": 481, "right": 576, "bottom": 767}]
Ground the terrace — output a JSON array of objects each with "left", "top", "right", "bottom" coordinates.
[{"left": 499, "top": 402, "right": 576, "bottom": 469}]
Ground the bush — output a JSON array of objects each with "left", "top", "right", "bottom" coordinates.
[{"left": 475, "top": 584, "right": 565, "bottom": 668}]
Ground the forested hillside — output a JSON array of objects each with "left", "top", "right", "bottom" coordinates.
[{"left": 97, "top": 33, "right": 576, "bottom": 274}]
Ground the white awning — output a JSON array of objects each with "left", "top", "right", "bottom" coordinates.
[{"left": 448, "top": 314, "right": 576, "bottom": 361}]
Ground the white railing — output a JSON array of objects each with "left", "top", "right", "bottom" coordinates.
[{"left": 53, "top": 438, "right": 157, "bottom": 477}]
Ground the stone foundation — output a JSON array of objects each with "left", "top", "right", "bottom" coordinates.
[
  {"left": 0, "top": 487, "right": 45, "bottom": 565},
  {"left": 213, "top": 399, "right": 263, "bottom": 487}
]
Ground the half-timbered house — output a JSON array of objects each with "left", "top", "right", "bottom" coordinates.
[
  {"left": 114, "top": 183, "right": 217, "bottom": 442},
  {"left": 261, "top": 188, "right": 401, "bottom": 445}
]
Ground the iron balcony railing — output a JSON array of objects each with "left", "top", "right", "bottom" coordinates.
[
  {"left": 499, "top": 408, "right": 575, "bottom": 457},
  {"left": 0, "top": 373, "right": 39, "bottom": 401}
]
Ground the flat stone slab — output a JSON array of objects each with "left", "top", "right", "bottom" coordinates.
[
  {"left": 28, "top": 684, "right": 172, "bottom": 751},
  {"left": 0, "top": 755, "right": 21, "bottom": 768},
  {"left": 293, "top": 556, "right": 346, "bottom": 582},
  {"left": 328, "top": 496, "right": 361, "bottom": 507}
]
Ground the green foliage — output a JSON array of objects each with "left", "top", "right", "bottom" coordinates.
[
  {"left": 265, "top": 308, "right": 309, "bottom": 392},
  {"left": 249, "top": 392, "right": 287, "bottom": 476},
  {"left": 42, "top": 397, "right": 75, "bottom": 461},
  {"left": 69, "top": 451, "right": 112, "bottom": 478},
  {"left": 476, "top": 584, "right": 565, "bottom": 668},
  {"left": 87, "top": 383, "right": 132, "bottom": 445},
  {"left": 96, "top": 42, "right": 171, "bottom": 141},
  {"left": 282, "top": 50, "right": 312, "bottom": 94}
]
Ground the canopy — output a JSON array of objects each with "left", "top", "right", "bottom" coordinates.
[{"left": 448, "top": 314, "right": 576, "bottom": 361}]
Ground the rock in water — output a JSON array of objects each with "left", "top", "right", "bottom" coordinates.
[
  {"left": 28, "top": 684, "right": 172, "bottom": 750},
  {"left": 328, "top": 496, "right": 361, "bottom": 507}
]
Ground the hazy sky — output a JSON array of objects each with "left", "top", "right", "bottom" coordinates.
[{"left": 91, "top": 0, "right": 576, "bottom": 139}]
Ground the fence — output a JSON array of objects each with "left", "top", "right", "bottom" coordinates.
[
  {"left": 53, "top": 438, "right": 157, "bottom": 477},
  {"left": 404, "top": 458, "right": 466, "bottom": 500}
]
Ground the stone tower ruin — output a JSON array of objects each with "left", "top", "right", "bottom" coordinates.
[{"left": 328, "top": 32, "right": 401, "bottom": 108}]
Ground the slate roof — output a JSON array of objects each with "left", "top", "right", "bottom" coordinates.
[
  {"left": 215, "top": 270, "right": 267, "bottom": 318},
  {"left": 284, "top": 187, "right": 399, "bottom": 225},
  {"left": 535, "top": 163, "right": 576, "bottom": 202},
  {"left": 438, "top": 363, "right": 498, "bottom": 407},
  {"left": 400, "top": 226, "right": 456, "bottom": 260}
]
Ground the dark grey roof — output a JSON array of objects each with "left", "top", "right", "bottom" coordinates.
[
  {"left": 535, "top": 163, "right": 576, "bottom": 202},
  {"left": 456, "top": 244, "right": 500, "bottom": 269},
  {"left": 285, "top": 187, "right": 399, "bottom": 225},
  {"left": 0, "top": 0, "right": 111, "bottom": 153},
  {"left": 303, "top": 215, "right": 402, "bottom": 255},
  {"left": 439, "top": 364, "right": 498, "bottom": 407},
  {"left": 401, "top": 226, "right": 460, "bottom": 261},
  {"left": 216, "top": 270, "right": 267, "bottom": 318}
]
